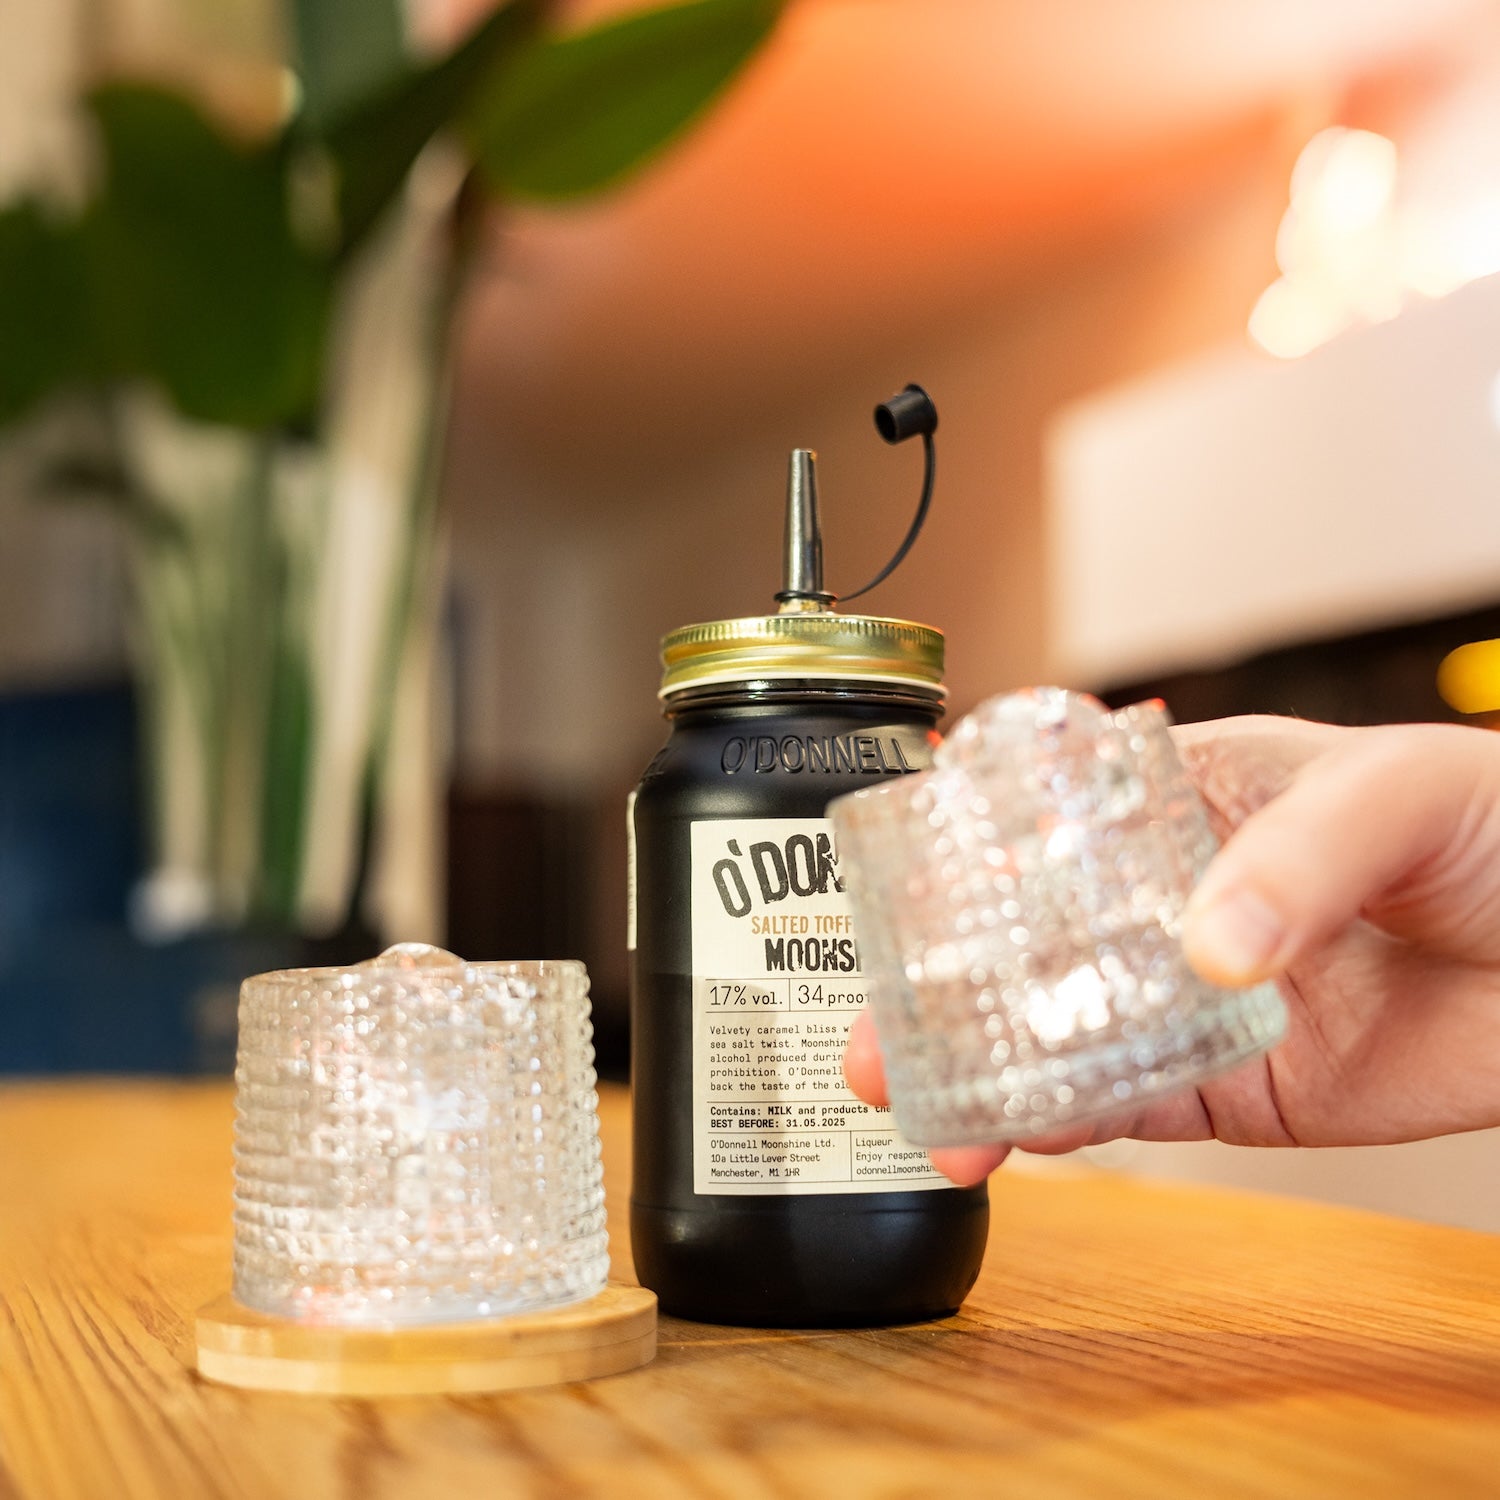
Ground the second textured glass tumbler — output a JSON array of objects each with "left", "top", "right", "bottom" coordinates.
[
  {"left": 828, "top": 689, "right": 1286, "bottom": 1148},
  {"left": 232, "top": 946, "right": 609, "bottom": 1326}
]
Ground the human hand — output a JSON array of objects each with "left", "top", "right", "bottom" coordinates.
[{"left": 843, "top": 715, "right": 1500, "bottom": 1184}]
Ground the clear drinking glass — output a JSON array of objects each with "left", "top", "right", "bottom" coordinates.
[
  {"left": 231, "top": 945, "right": 609, "bottom": 1325},
  {"left": 827, "top": 689, "right": 1285, "bottom": 1148}
]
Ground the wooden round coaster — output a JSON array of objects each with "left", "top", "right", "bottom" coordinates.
[{"left": 196, "top": 1283, "right": 657, "bottom": 1396}]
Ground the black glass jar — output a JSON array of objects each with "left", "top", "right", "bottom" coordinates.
[{"left": 628, "top": 609, "right": 990, "bottom": 1326}]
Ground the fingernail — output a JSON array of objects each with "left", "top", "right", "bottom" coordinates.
[{"left": 1183, "top": 885, "right": 1285, "bottom": 984}]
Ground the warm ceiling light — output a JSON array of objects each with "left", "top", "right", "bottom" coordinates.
[
  {"left": 1246, "top": 270, "right": 1353, "bottom": 360},
  {"left": 1251, "top": 121, "right": 1500, "bottom": 360},
  {"left": 1250, "top": 127, "right": 1403, "bottom": 359}
]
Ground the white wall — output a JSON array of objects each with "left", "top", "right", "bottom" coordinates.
[{"left": 1049, "top": 272, "right": 1500, "bottom": 686}]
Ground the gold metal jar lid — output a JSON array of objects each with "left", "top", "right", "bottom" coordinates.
[{"left": 659, "top": 612, "right": 945, "bottom": 699}]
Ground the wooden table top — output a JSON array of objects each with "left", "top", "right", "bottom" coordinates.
[{"left": 1, "top": 1081, "right": 1498, "bottom": 1500}]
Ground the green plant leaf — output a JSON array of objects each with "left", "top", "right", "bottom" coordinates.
[
  {"left": 290, "top": 0, "right": 409, "bottom": 137},
  {"left": 85, "top": 84, "right": 332, "bottom": 428},
  {"left": 0, "top": 201, "right": 91, "bottom": 423},
  {"left": 320, "top": 0, "right": 545, "bottom": 256},
  {"left": 466, "top": 0, "right": 782, "bottom": 200}
]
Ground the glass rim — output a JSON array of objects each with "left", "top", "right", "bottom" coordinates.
[
  {"left": 828, "top": 694, "right": 1176, "bottom": 820},
  {"left": 240, "top": 955, "right": 590, "bottom": 991}
]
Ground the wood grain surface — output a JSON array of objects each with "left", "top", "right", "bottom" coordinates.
[{"left": 2, "top": 1080, "right": 1498, "bottom": 1500}]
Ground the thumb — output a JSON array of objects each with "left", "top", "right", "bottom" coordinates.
[{"left": 1182, "top": 723, "right": 1500, "bottom": 984}]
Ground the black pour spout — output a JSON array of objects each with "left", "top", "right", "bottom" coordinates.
[{"left": 772, "top": 384, "right": 940, "bottom": 615}]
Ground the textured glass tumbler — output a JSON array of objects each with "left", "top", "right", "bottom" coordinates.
[
  {"left": 232, "top": 946, "right": 609, "bottom": 1326},
  {"left": 828, "top": 689, "right": 1286, "bottom": 1148}
]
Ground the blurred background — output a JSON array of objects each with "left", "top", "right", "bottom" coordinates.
[{"left": 4, "top": 0, "right": 1500, "bottom": 1229}]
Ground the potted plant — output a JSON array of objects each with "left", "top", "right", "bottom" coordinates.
[{"left": 0, "top": 0, "right": 782, "bottom": 969}]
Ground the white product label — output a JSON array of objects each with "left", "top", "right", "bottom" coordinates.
[
  {"left": 625, "top": 790, "right": 638, "bottom": 953},
  {"left": 691, "top": 817, "right": 948, "bottom": 1196}
]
